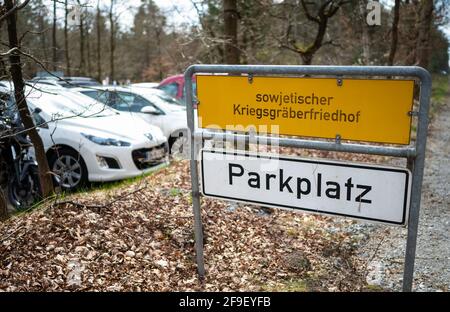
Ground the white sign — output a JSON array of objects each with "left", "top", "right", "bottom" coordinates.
[{"left": 200, "top": 150, "right": 411, "bottom": 225}]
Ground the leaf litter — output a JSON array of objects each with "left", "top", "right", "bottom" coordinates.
[{"left": 0, "top": 151, "right": 386, "bottom": 291}]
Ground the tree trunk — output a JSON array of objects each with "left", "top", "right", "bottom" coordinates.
[
  {"left": 156, "top": 28, "right": 162, "bottom": 81},
  {"left": 64, "top": 0, "right": 71, "bottom": 76},
  {"left": 415, "top": 0, "right": 433, "bottom": 68},
  {"left": 52, "top": 0, "right": 57, "bottom": 71},
  {"left": 0, "top": 188, "right": 8, "bottom": 222},
  {"left": 79, "top": 3, "right": 85, "bottom": 76},
  {"left": 388, "top": 0, "right": 401, "bottom": 66},
  {"left": 223, "top": 0, "right": 239, "bottom": 64},
  {"left": 39, "top": 15, "right": 48, "bottom": 65},
  {"left": 86, "top": 23, "right": 92, "bottom": 77},
  {"left": 288, "top": 0, "right": 344, "bottom": 66},
  {"left": 96, "top": 0, "right": 102, "bottom": 82},
  {"left": 4, "top": 0, "right": 53, "bottom": 198},
  {"left": 109, "top": 0, "right": 115, "bottom": 82},
  {"left": 301, "top": 53, "right": 313, "bottom": 65}
]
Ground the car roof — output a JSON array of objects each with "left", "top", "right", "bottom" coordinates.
[
  {"left": 158, "top": 74, "right": 184, "bottom": 86},
  {"left": 74, "top": 85, "right": 131, "bottom": 92},
  {"left": 131, "top": 82, "right": 159, "bottom": 87}
]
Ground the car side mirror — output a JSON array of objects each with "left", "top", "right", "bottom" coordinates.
[
  {"left": 31, "top": 106, "right": 48, "bottom": 129},
  {"left": 141, "top": 106, "right": 160, "bottom": 115}
]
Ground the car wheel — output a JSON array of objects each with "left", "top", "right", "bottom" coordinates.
[
  {"left": 170, "top": 136, "right": 189, "bottom": 160},
  {"left": 49, "top": 148, "right": 88, "bottom": 191},
  {"left": 8, "top": 165, "right": 41, "bottom": 210}
]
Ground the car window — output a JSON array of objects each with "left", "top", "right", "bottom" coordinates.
[
  {"left": 113, "top": 91, "right": 163, "bottom": 113},
  {"left": 158, "top": 82, "right": 179, "bottom": 98},
  {"left": 81, "top": 90, "right": 110, "bottom": 106},
  {"left": 157, "top": 93, "right": 184, "bottom": 106},
  {"left": 181, "top": 81, "right": 197, "bottom": 103}
]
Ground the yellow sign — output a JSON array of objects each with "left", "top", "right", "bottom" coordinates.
[{"left": 196, "top": 75, "right": 415, "bottom": 145}]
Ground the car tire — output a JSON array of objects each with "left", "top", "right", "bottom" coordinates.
[
  {"left": 48, "top": 148, "right": 88, "bottom": 191},
  {"left": 8, "top": 164, "right": 41, "bottom": 211}
]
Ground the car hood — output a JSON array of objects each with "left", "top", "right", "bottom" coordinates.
[{"left": 59, "top": 113, "right": 165, "bottom": 142}]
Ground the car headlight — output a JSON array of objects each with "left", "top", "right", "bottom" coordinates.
[{"left": 81, "top": 133, "right": 131, "bottom": 147}]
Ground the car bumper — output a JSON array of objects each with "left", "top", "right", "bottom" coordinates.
[{"left": 82, "top": 141, "right": 169, "bottom": 183}]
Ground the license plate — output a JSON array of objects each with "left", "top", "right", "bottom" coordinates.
[{"left": 145, "top": 148, "right": 165, "bottom": 161}]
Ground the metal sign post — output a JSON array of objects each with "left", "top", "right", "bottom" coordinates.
[{"left": 184, "top": 65, "right": 431, "bottom": 292}]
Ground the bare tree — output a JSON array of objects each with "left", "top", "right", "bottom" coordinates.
[
  {"left": 190, "top": 0, "right": 224, "bottom": 63},
  {"left": 3, "top": 0, "right": 53, "bottom": 198},
  {"left": 64, "top": 0, "right": 71, "bottom": 76},
  {"left": 282, "top": 0, "right": 348, "bottom": 65},
  {"left": 223, "top": 0, "right": 239, "bottom": 64},
  {"left": 38, "top": 5, "right": 49, "bottom": 66},
  {"left": 78, "top": 0, "right": 86, "bottom": 76},
  {"left": 0, "top": 187, "right": 7, "bottom": 221},
  {"left": 52, "top": 0, "right": 57, "bottom": 71},
  {"left": 86, "top": 20, "right": 92, "bottom": 77},
  {"left": 388, "top": 0, "right": 401, "bottom": 66},
  {"left": 96, "top": 0, "right": 102, "bottom": 81},
  {"left": 415, "top": 0, "right": 434, "bottom": 68},
  {"left": 109, "top": 0, "right": 115, "bottom": 82}
]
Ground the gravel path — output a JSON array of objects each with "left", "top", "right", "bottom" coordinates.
[{"left": 361, "top": 100, "right": 450, "bottom": 292}]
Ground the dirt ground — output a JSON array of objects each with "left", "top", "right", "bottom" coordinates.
[
  {"left": 0, "top": 160, "right": 372, "bottom": 291},
  {"left": 359, "top": 98, "right": 450, "bottom": 292}
]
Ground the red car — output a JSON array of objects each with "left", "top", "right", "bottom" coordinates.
[{"left": 157, "top": 74, "right": 197, "bottom": 104}]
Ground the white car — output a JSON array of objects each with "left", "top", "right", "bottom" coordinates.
[
  {"left": 131, "top": 82, "right": 159, "bottom": 89},
  {"left": 1, "top": 86, "right": 168, "bottom": 190},
  {"left": 73, "top": 86, "right": 189, "bottom": 156}
]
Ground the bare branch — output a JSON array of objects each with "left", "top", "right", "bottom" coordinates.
[
  {"left": 0, "top": 0, "right": 31, "bottom": 24},
  {"left": 300, "top": 0, "right": 320, "bottom": 23}
]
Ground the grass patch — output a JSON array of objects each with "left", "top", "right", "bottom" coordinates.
[
  {"left": 362, "top": 284, "right": 388, "bottom": 292},
  {"left": 7, "top": 162, "right": 170, "bottom": 217},
  {"left": 168, "top": 187, "right": 183, "bottom": 196},
  {"left": 263, "top": 275, "right": 322, "bottom": 292},
  {"left": 88, "top": 162, "right": 169, "bottom": 193},
  {"left": 278, "top": 279, "right": 310, "bottom": 292},
  {"left": 430, "top": 74, "right": 449, "bottom": 118}
]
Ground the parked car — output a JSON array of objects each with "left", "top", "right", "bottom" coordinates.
[
  {"left": 157, "top": 74, "right": 197, "bottom": 104},
  {"left": 131, "top": 82, "right": 159, "bottom": 89},
  {"left": 73, "top": 86, "right": 188, "bottom": 156},
  {"left": 0, "top": 86, "right": 168, "bottom": 191},
  {"left": 131, "top": 85, "right": 184, "bottom": 106},
  {"left": 29, "top": 76, "right": 101, "bottom": 88}
]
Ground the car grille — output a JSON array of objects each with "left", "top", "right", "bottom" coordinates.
[{"left": 132, "top": 143, "right": 168, "bottom": 170}]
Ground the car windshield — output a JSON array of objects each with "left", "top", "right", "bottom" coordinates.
[
  {"left": 26, "top": 88, "right": 117, "bottom": 118},
  {"left": 134, "top": 89, "right": 186, "bottom": 112},
  {"left": 155, "top": 91, "right": 184, "bottom": 106}
]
